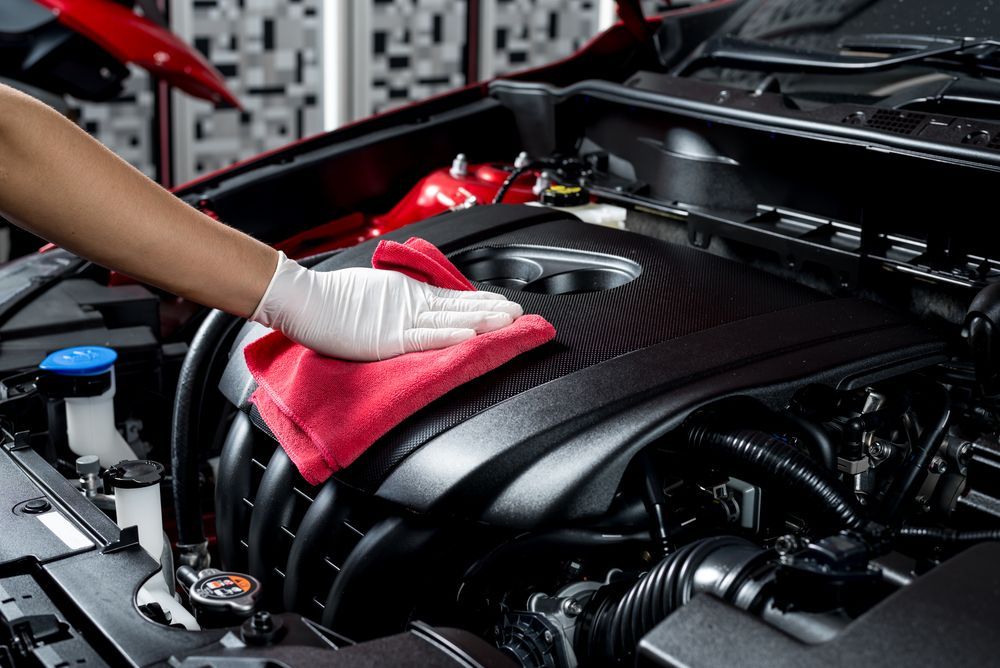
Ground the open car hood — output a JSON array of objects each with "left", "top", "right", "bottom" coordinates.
[{"left": 33, "top": 0, "right": 241, "bottom": 108}]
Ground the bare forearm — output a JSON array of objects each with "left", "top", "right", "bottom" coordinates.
[{"left": 0, "top": 84, "right": 276, "bottom": 317}]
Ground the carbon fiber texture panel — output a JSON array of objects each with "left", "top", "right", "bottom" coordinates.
[{"left": 338, "top": 216, "right": 822, "bottom": 487}]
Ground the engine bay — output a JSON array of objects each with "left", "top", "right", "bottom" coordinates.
[
  {"left": 5, "top": 18, "right": 1000, "bottom": 663},
  {"left": 3, "top": 196, "right": 1000, "bottom": 666}
]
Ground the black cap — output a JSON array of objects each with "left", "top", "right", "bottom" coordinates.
[
  {"left": 540, "top": 184, "right": 588, "bottom": 207},
  {"left": 103, "top": 460, "right": 164, "bottom": 489}
]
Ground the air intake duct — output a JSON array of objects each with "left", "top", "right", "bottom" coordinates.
[{"left": 575, "top": 536, "right": 767, "bottom": 665}]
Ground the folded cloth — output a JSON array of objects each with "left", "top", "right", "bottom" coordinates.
[{"left": 244, "top": 237, "right": 556, "bottom": 485}]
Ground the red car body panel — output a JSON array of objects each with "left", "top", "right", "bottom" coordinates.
[{"left": 33, "top": 0, "right": 241, "bottom": 108}]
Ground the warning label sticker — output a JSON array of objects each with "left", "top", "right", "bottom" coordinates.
[{"left": 197, "top": 574, "right": 254, "bottom": 599}]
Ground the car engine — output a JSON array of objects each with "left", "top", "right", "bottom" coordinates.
[{"left": 4, "top": 190, "right": 1000, "bottom": 666}]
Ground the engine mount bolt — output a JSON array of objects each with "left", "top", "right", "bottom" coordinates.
[
  {"left": 774, "top": 534, "right": 802, "bottom": 555},
  {"left": 562, "top": 599, "right": 584, "bottom": 617},
  {"left": 867, "top": 440, "right": 891, "bottom": 460},
  {"left": 929, "top": 457, "right": 948, "bottom": 475}
]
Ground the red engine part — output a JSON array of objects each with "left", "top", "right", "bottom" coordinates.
[
  {"left": 372, "top": 162, "right": 537, "bottom": 229},
  {"left": 275, "top": 162, "right": 539, "bottom": 259}
]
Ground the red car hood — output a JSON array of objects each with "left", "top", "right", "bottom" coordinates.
[{"left": 33, "top": 0, "right": 241, "bottom": 108}]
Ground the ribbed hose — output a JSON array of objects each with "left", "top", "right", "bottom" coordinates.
[
  {"left": 171, "top": 308, "right": 240, "bottom": 549},
  {"left": 782, "top": 411, "right": 837, "bottom": 471},
  {"left": 898, "top": 526, "right": 1000, "bottom": 544},
  {"left": 686, "top": 425, "right": 867, "bottom": 531},
  {"left": 578, "top": 536, "right": 764, "bottom": 664},
  {"left": 171, "top": 250, "right": 340, "bottom": 559}
]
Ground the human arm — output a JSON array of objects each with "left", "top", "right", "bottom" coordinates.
[
  {"left": 0, "top": 84, "right": 521, "bottom": 360},
  {"left": 0, "top": 83, "right": 276, "bottom": 317}
]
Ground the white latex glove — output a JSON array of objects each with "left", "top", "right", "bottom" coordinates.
[{"left": 251, "top": 252, "right": 523, "bottom": 361}]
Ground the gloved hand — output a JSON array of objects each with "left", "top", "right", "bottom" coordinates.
[{"left": 251, "top": 252, "right": 523, "bottom": 361}]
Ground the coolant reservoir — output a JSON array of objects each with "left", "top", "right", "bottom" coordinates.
[
  {"left": 39, "top": 346, "right": 136, "bottom": 468},
  {"left": 104, "top": 460, "right": 199, "bottom": 630},
  {"left": 104, "top": 460, "right": 166, "bottom": 562},
  {"left": 529, "top": 184, "right": 627, "bottom": 229}
]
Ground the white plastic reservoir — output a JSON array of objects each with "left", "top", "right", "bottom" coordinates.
[{"left": 39, "top": 346, "right": 136, "bottom": 468}]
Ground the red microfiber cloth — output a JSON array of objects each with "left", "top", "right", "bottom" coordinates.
[{"left": 244, "top": 237, "right": 556, "bottom": 485}]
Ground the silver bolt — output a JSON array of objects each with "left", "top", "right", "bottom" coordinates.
[
  {"left": 543, "top": 630, "right": 554, "bottom": 644},
  {"left": 929, "top": 457, "right": 948, "bottom": 475},
  {"left": 867, "top": 441, "right": 887, "bottom": 459},
  {"left": 532, "top": 170, "right": 553, "bottom": 196},
  {"left": 562, "top": 598, "right": 584, "bottom": 617},
  {"left": 514, "top": 151, "right": 531, "bottom": 169},
  {"left": 774, "top": 534, "right": 800, "bottom": 555},
  {"left": 449, "top": 153, "right": 468, "bottom": 178}
]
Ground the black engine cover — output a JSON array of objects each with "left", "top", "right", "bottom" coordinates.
[{"left": 221, "top": 205, "right": 943, "bottom": 527}]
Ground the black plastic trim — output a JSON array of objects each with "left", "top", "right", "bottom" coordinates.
[
  {"left": 488, "top": 78, "right": 1000, "bottom": 169},
  {"left": 638, "top": 542, "right": 1000, "bottom": 667}
]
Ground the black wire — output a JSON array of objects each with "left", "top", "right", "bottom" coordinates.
[
  {"left": 492, "top": 165, "right": 530, "bottom": 204},
  {"left": 880, "top": 381, "right": 951, "bottom": 525}
]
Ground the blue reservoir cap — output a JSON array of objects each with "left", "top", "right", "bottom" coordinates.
[{"left": 39, "top": 346, "right": 118, "bottom": 376}]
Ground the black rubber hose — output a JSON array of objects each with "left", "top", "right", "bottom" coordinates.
[
  {"left": 898, "top": 526, "right": 1000, "bottom": 544},
  {"left": 171, "top": 308, "right": 241, "bottom": 549},
  {"left": 685, "top": 425, "right": 867, "bottom": 531},
  {"left": 171, "top": 250, "right": 342, "bottom": 557},
  {"left": 578, "top": 536, "right": 764, "bottom": 664},
  {"left": 880, "top": 382, "right": 950, "bottom": 525},
  {"left": 782, "top": 411, "right": 837, "bottom": 471}
]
